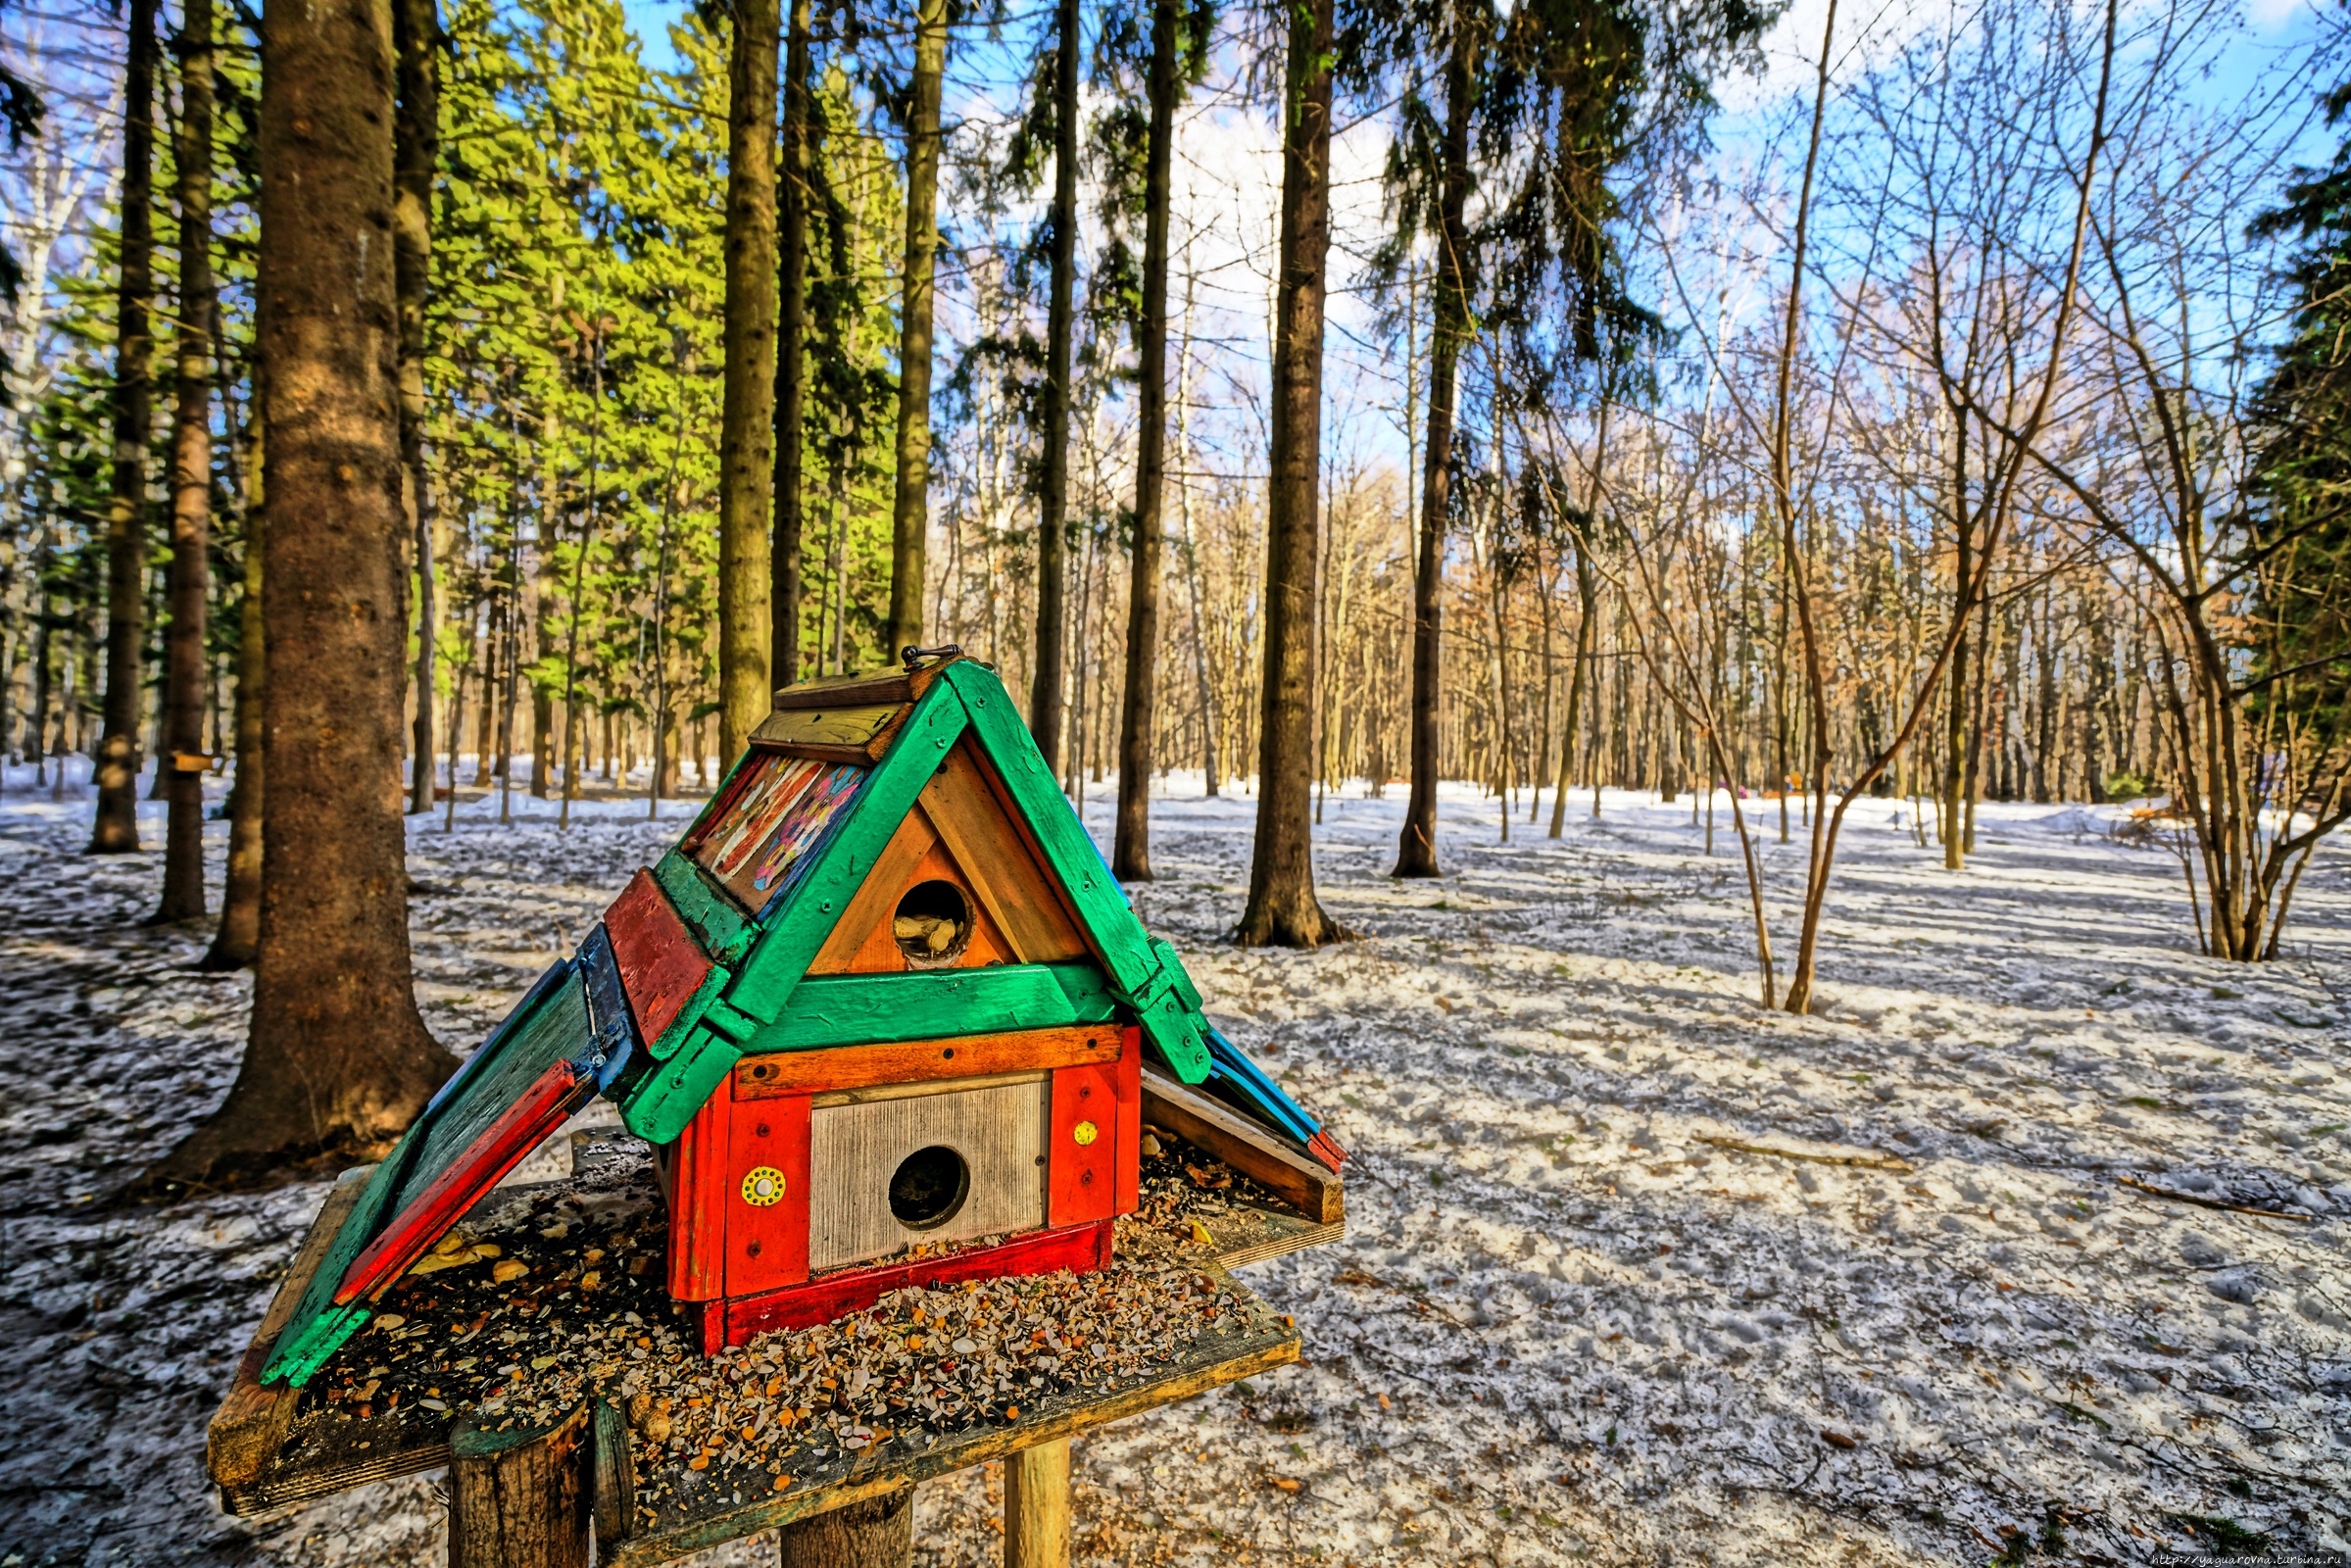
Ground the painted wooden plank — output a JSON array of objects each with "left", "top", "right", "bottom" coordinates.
[
  {"left": 604, "top": 867, "right": 714, "bottom": 1049},
  {"left": 768, "top": 668, "right": 914, "bottom": 710},
  {"left": 667, "top": 1087, "right": 733, "bottom": 1302},
  {"left": 335, "top": 1057, "right": 591, "bottom": 1304},
  {"left": 209, "top": 1165, "right": 371, "bottom": 1489},
  {"left": 652, "top": 850, "right": 751, "bottom": 965},
  {"left": 806, "top": 808, "right": 938, "bottom": 975},
  {"left": 1112, "top": 1025, "right": 1141, "bottom": 1215},
  {"left": 723, "top": 1092, "right": 811, "bottom": 1297},
  {"left": 1141, "top": 1066, "right": 1344, "bottom": 1226},
  {"left": 749, "top": 703, "right": 907, "bottom": 760},
  {"left": 716, "top": 1219, "right": 1113, "bottom": 1350},
  {"left": 918, "top": 744, "right": 1090, "bottom": 963},
  {"left": 576, "top": 923, "right": 639, "bottom": 1090},
  {"left": 746, "top": 963, "right": 1118, "bottom": 1052},
  {"left": 264, "top": 965, "right": 590, "bottom": 1386},
  {"left": 690, "top": 755, "right": 870, "bottom": 915},
  {"left": 1047, "top": 1062, "right": 1119, "bottom": 1229},
  {"left": 734, "top": 1025, "right": 1120, "bottom": 1099}
]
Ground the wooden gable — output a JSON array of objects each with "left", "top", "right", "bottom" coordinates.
[{"left": 805, "top": 737, "right": 1090, "bottom": 977}]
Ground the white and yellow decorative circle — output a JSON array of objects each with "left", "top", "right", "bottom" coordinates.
[
  {"left": 1071, "top": 1120, "right": 1100, "bottom": 1148},
  {"left": 741, "top": 1166, "right": 787, "bottom": 1206}
]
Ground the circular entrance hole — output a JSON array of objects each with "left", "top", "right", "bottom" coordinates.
[
  {"left": 890, "top": 1145, "right": 970, "bottom": 1230},
  {"left": 892, "top": 879, "right": 971, "bottom": 966}
]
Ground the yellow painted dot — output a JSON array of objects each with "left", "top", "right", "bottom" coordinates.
[
  {"left": 741, "top": 1166, "right": 786, "bottom": 1206},
  {"left": 1072, "top": 1120, "right": 1099, "bottom": 1147}
]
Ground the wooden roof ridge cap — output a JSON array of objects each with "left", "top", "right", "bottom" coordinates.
[{"left": 767, "top": 652, "right": 969, "bottom": 711}]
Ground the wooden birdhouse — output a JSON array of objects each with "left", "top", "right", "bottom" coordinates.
[{"left": 261, "top": 652, "right": 1343, "bottom": 1386}]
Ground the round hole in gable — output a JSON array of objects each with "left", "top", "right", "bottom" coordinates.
[
  {"left": 890, "top": 1145, "right": 970, "bottom": 1230},
  {"left": 893, "top": 879, "right": 972, "bottom": 967}
]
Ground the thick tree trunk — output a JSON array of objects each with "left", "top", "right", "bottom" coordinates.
[
  {"left": 397, "top": 0, "right": 440, "bottom": 813},
  {"left": 202, "top": 410, "right": 264, "bottom": 970},
  {"left": 91, "top": 0, "right": 158, "bottom": 856},
  {"left": 1237, "top": 0, "right": 1346, "bottom": 948},
  {"left": 719, "top": 0, "right": 778, "bottom": 762},
  {"left": 888, "top": 0, "right": 946, "bottom": 660},
  {"left": 155, "top": 0, "right": 215, "bottom": 920},
  {"left": 1111, "top": 0, "right": 1179, "bottom": 883},
  {"left": 157, "top": 0, "right": 455, "bottom": 1184},
  {"left": 772, "top": 0, "right": 810, "bottom": 687},
  {"left": 1027, "top": 0, "right": 1079, "bottom": 768},
  {"left": 1394, "top": 3, "right": 1474, "bottom": 879}
]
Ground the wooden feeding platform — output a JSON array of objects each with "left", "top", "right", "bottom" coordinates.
[
  {"left": 208, "top": 1111, "right": 1333, "bottom": 1565},
  {"left": 205, "top": 652, "right": 1348, "bottom": 1564}
]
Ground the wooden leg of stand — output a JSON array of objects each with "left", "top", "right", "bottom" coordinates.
[
  {"left": 1005, "top": 1439, "right": 1070, "bottom": 1568},
  {"left": 447, "top": 1403, "right": 591, "bottom": 1568},
  {"left": 777, "top": 1486, "right": 914, "bottom": 1568}
]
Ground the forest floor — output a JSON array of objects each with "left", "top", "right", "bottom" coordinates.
[{"left": 0, "top": 760, "right": 2345, "bottom": 1567}]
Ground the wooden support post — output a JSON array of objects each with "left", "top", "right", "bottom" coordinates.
[
  {"left": 777, "top": 1486, "right": 913, "bottom": 1567},
  {"left": 447, "top": 1403, "right": 591, "bottom": 1568},
  {"left": 1005, "top": 1438, "right": 1070, "bottom": 1568}
]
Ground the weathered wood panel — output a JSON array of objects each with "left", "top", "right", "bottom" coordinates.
[
  {"left": 1142, "top": 1067, "right": 1344, "bottom": 1226},
  {"left": 606, "top": 867, "right": 715, "bottom": 1048},
  {"left": 806, "top": 1078, "right": 1046, "bottom": 1272},
  {"left": 750, "top": 702, "right": 908, "bottom": 759},
  {"left": 208, "top": 1165, "right": 371, "bottom": 1490}
]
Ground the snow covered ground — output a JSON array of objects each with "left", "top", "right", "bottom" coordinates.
[{"left": 0, "top": 759, "right": 2345, "bottom": 1565}]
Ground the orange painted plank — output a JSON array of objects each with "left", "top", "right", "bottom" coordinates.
[
  {"left": 605, "top": 866, "right": 713, "bottom": 1048},
  {"left": 666, "top": 1088, "right": 732, "bottom": 1302},
  {"left": 724, "top": 1094, "right": 811, "bottom": 1298},
  {"left": 1048, "top": 1061, "right": 1120, "bottom": 1229},
  {"left": 1113, "top": 1024, "right": 1141, "bottom": 1215},
  {"left": 733, "top": 1024, "right": 1122, "bottom": 1099}
]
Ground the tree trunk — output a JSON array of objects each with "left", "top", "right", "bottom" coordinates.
[
  {"left": 1237, "top": 0, "right": 1345, "bottom": 949},
  {"left": 772, "top": 0, "right": 810, "bottom": 687},
  {"left": 201, "top": 409, "right": 265, "bottom": 970},
  {"left": 1111, "top": 0, "right": 1178, "bottom": 882},
  {"left": 1394, "top": 1, "right": 1474, "bottom": 879},
  {"left": 397, "top": 0, "right": 439, "bottom": 813},
  {"left": 1548, "top": 534, "right": 1595, "bottom": 838},
  {"left": 155, "top": 0, "right": 215, "bottom": 920},
  {"left": 1026, "top": 0, "right": 1079, "bottom": 768},
  {"left": 533, "top": 284, "right": 563, "bottom": 799},
  {"left": 156, "top": 0, "right": 456, "bottom": 1185},
  {"left": 91, "top": 0, "right": 159, "bottom": 856},
  {"left": 719, "top": 0, "right": 778, "bottom": 763},
  {"left": 888, "top": 0, "right": 946, "bottom": 659}
]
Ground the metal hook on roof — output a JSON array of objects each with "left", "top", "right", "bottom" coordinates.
[{"left": 901, "top": 643, "right": 962, "bottom": 668}]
